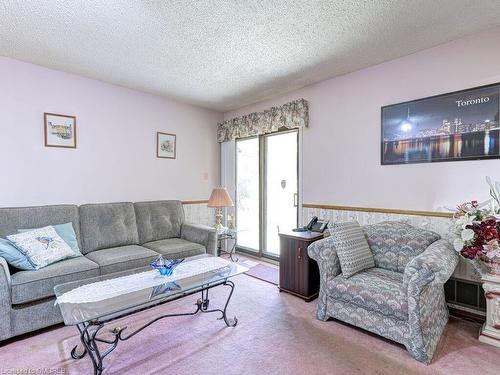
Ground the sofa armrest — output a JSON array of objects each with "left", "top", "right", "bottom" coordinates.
[
  {"left": 403, "top": 239, "right": 459, "bottom": 290},
  {"left": 0, "top": 256, "right": 12, "bottom": 340},
  {"left": 181, "top": 223, "right": 217, "bottom": 256}
]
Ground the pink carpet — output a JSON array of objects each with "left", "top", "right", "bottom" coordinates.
[
  {"left": 244, "top": 263, "right": 279, "bottom": 285},
  {"left": 1, "top": 274, "right": 499, "bottom": 375}
]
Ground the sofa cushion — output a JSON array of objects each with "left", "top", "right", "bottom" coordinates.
[
  {"left": 363, "top": 221, "right": 441, "bottom": 272},
  {"left": 10, "top": 256, "right": 99, "bottom": 304},
  {"left": 143, "top": 238, "right": 205, "bottom": 259},
  {"left": 85, "top": 245, "right": 159, "bottom": 275},
  {"left": 330, "top": 221, "right": 375, "bottom": 278},
  {"left": 0, "top": 238, "right": 34, "bottom": 271},
  {"left": 79, "top": 203, "right": 139, "bottom": 254},
  {"left": 7, "top": 226, "right": 75, "bottom": 269},
  {"left": 326, "top": 267, "right": 408, "bottom": 321},
  {"left": 134, "top": 201, "right": 184, "bottom": 244},
  {"left": 19, "top": 222, "right": 82, "bottom": 255},
  {"left": 0, "top": 205, "right": 82, "bottom": 251}
]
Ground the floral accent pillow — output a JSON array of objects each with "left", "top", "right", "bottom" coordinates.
[{"left": 7, "top": 226, "right": 75, "bottom": 269}]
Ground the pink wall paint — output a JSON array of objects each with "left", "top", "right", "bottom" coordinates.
[
  {"left": 0, "top": 56, "right": 222, "bottom": 207},
  {"left": 224, "top": 27, "right": 500, "bottom": 212}
]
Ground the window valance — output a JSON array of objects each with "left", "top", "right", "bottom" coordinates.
[{"left": 217, "top": 98, "right": 309, "bottom": 143}]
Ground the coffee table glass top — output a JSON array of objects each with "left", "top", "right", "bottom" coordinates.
[{"left": 54, "top": 255, "right": 248, "bottom": 326}]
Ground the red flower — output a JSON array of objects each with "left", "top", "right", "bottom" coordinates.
[
  {"left": 484, "top": 217, "right": 497, "bottom": 227},
  {"left": 484, "top": 227, "right": 498, "bottom": 241},
  {"left": 460, "top": 247, "right": 482, "bottom": 260}
]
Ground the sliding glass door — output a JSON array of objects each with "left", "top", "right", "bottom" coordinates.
[
  {"left": 235, "top": 137, "right": 260, "bottom": 252},
  {"left": 264, "top": 131, "right": 298, "bottom": 256},
  {"left": 236, "top": 130, "right": 299, "bottom": 258}
]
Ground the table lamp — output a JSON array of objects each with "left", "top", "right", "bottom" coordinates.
[{"left": 207, "top": 187, "right": 234, "bottom": 231}]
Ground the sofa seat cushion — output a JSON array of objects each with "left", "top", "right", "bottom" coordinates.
[
  {"left": 85, "top": 245, "right": 159, "bottom": 275},
  {"left": 11, "top": 257, "right": 99, "bottom": 305},
  {"left": 326, "top": 267, "right": 408, "bottom": 321},
  {"left": 142, "top": 238, "right": 205, "bottom": 259}
]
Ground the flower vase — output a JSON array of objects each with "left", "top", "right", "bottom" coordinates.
[{"left": 480, "top": 256, "right": 500, "bottom": 276}]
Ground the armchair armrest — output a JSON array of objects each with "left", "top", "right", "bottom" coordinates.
[
  {"left": 403, "top": 239, "right": 459, "bottom": 363},
  {"left": 307, "top": 236, "right": 341, "bottom": 320},
  {"left": 307, "top": 236, "right": 341, "bottom": 279},
  {"left": 0, "top": 256, "right": 12, "bottom": 340},
  {"left": 181, "top": 223, "right": 217, "bottom": 256},
  {"left": 403, "top": 239, "right": 459, "bottom": 290}
]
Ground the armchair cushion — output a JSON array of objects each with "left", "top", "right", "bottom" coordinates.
[
  {"left": 327, "top": 268, "right": 408, "bottom": 321},
  {"left": 330, "top": 221, "right": 375, "bottom": 278},
  {"left": 364, "top": 221, "right": 441, "bottom": 272}
]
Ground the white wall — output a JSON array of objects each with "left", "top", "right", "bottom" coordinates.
[
  {"left": 223, "top": 27, "right": 500, "bottom": 212},
  {"left": 0, "top": 56, "right": 222, "bottom": 207}
]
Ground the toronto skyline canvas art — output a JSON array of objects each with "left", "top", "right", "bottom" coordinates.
[{"left": 381, "top": 83, "right": 500, "bottom": 165}]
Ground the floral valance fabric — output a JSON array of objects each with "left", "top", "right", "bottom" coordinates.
[{"left": 217, "top": 98, "right": 309, "bottom": 143}]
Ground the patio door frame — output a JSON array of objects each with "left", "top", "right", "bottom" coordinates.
[{"left": 235, "top": 128, "right": 301, "bottom": 260}]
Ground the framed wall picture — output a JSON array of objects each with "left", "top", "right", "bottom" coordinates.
[
  {"left": 44, "top": 113, "right": 77, "bottom": 149},
  {"left": 157, "top": 132, "right": 176, "bottom": 159},
  {"left": 381, "top": 82, "right": 500, "bottom": 165}
]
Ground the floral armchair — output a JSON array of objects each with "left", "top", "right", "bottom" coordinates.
[{"left": 308, "top": 221, "right": 459, "bottom": 364}]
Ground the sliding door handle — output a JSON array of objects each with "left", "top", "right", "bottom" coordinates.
[{"left": 293, "top": 193, "right": 298, "bottom": 207}]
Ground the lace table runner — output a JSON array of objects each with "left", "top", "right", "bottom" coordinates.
[{"left": 56, "top": 257, "right": 231, "bottom": 305}]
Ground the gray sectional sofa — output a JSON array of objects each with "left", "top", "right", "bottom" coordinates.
[{"left": 0, "top": 200, "right": 217, "bottom": 341}]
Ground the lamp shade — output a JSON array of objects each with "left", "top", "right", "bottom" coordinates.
[{"left": 207, "top": 187, "right": 234, "bottom": 208}]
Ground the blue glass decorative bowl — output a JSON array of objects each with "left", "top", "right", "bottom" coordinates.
[{"left": 151, "top": 257, "right": 184, "bottom": 276}]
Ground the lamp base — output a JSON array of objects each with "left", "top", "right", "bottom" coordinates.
[{"left": 213, "top": 208, "right": 226, "bottom": 233}]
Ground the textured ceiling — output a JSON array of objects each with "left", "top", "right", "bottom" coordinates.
[{"left": 1, "top": 1, "right": 500, "bottom": 111}]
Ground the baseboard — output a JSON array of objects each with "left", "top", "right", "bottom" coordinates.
[{"left": 448, "top": 305, "right": 485, "bottom": 324}]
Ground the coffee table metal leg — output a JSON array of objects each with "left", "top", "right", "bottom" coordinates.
[
  {"left": 199, "top": 280, "right": 238, "bottom": 327},
  {"left": 71, "top": 323, "right": 87, "bottom": 360},
  {"left": 221, "top": 280, "right": 238, "bottom": 327},
  {"left": 69, "top": 280, "right": 238, "bottom": 373},
  {"left": 71, "top": 321, "right": 106, "bottom": 375}
]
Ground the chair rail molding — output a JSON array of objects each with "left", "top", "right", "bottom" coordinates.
[{"left": 182, "top": 200, "right": 214, "bottom": 227}]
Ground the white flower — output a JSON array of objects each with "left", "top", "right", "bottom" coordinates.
[
  {"left": 461, "top": 228, "right": 475, "bottom": 241},
  {"left": 453, "top": 239, "right": 464, "bottom": 252},
  {"left": 484, "top": 240, "right": 500, "bottom": 260},
  {"left": 454, "top": 214, "right": 476, "bottom": 232}
]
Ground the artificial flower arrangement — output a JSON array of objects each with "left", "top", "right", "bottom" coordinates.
[{"left": 453, "top": 177, "right": 500, "bottom": 274}]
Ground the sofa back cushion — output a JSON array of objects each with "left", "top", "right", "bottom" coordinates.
[
  {"left": 134, "top": 201, "right": 184, "bottom": 244},
  {"left": 0, "top": 205, "right": 82, "bottom": 250},
  {"left": 79, "top": 202, "right": 139, "bottom": 254},
  {"left": 363, "top": 221, "right": 441, "bottom": 272}
]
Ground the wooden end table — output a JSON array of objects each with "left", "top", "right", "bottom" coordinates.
[{"left": 278, "top": 230, "right": 324, "bottom": 302}]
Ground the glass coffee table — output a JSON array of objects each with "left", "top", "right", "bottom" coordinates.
[{"left": 54, "top": 255, "right": 248, "bottom": 375}]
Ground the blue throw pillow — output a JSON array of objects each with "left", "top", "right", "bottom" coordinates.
[
  {"left": 18, "top": 222, "right": 82, "bottom": 257},
  {"left": 0, "top": 238, "right": 35, "bottom": 270}
]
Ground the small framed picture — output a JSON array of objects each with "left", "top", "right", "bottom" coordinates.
[
  {"left": 157, "top": 132, "right": 176, "bottom": 159},
  {"left": 44, "top": 113, "right": 77, "bottom": 149}
]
